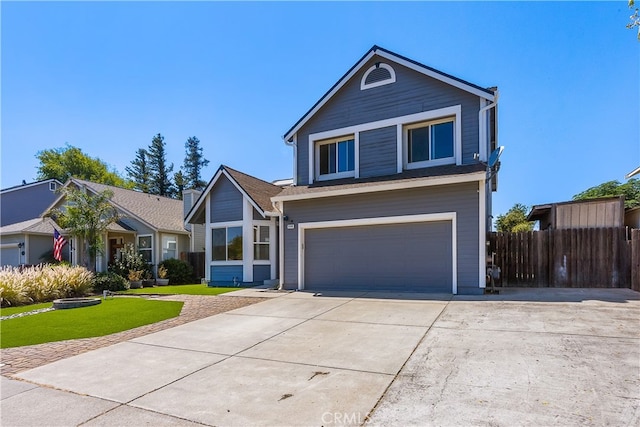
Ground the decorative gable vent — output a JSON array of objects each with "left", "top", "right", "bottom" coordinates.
[{"left": 360, "top": 62, "right": 396, "bottom": 90}]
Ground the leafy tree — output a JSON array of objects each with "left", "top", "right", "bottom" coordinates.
[
  {"left": 36, "top": 144, "right": 131, "bottom": 187},
  {"left": 573, "top": 178, "right": 640, "bottom": 208},
  {"left": 125, "top": 149, "right": 151, "bottom": 193},
  {"left": 173, "top": 170, "right": 186, "bottom": 200},
  {"left": 495, "top": 203, "right": 534, "bottom": 232},
  {"left": 46, "top": 186, "right": 119, "bottom": 272},
  {"left": 147, "top": 133, "right": 174, "bottom": 197},
  {"left": 183, "top": 136, "right": 210, "bottom": 190},
  {"left": 629, "top": 0, "right": 640, "bottom": 40}
]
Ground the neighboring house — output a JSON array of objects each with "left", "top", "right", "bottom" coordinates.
[
  {"left": 272, "top": 45, "right": 499, "bottom": 294},
  {"left": 624, "top": 206, "right": 640, "bottom": 229},
  {"left": 527, "top": 197, "right": 625, "bottom": 230},
  {"left": 186, "top": 165, "right": 283, "bottom": 286},
  {"left": 46, "top": 178, "right": 192, "bottom": 273},
  {"left": 0, "top": 179, "right": 62, "bottom": 226},
  {"left": 0, "top": 217, "right": 66, "bottom": 266}
]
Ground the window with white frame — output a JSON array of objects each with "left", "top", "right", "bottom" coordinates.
[
  {"left": 162, "top": 235, "right": 177, "bottom": 260},
  {"left": 405, "top": 117, "right": 455, "bottom": 169},
  {"left": 212, "top": 226, "right": 243, "bottom": 261},
  {"left": 253, "top": 225, "right": 270, "bottom": 261},
  {"left": 137, "top": 235, "right": 153, "bottom": 263},
  {"left": 316, "top": 135, "right": 355, "bottom": 180}
]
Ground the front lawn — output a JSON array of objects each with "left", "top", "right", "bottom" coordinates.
[
  {"left": 0, "top": 298, "right": 183, "bottom": 349},
  {"left": 121, "top": 284, "right": 240, "bottom": 296}
]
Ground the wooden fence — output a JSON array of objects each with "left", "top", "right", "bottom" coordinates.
[
  {"left": 180, "top": 252, "right": 205, "bottom": 282},
  {"left": 489, "top": 228, "right": 639, "bottom": 290}
]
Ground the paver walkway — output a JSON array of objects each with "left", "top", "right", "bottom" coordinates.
[{"left": 0, "top": 294, "right": 267, "bottom": 376}]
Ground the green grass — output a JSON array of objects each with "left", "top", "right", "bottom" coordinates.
[
  {"left": 0, "top": 302, "right": 53, "bottom": 316},
  {"left": 121, "top": 284, "right": 240, "bottom": 296},
  {"left": 0, "top": 298, "right": 183, "bottom": 349}
]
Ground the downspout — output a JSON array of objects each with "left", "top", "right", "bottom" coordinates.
[
  {"left": 271, "top": 200, "right": 285, "bottom": 291},
  {"left": 283, "top": 134, "right": 297, "bottom": 186},
  {"left": 478, "top": 89, "right": 499, "bottom": 161}
]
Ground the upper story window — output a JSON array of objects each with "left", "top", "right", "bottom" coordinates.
[
  {"left": 49, "top": 182, "right": 57, "bottom": 191},
  {"left": 360, "top": 63, "right": 396, "bottom": 90},
  {"left": 316, "top": 135, "right": 355, "bottom": 181},
  {"left": 404, "top": 117, "right": 456, "bottom": 170}
]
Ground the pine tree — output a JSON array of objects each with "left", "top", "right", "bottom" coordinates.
[
  {"left": 125, "top": 149, "right": 151, "bottom": 193},
  {"left": 174, "top": 170, "right": 186, "bottom": 200},
  {"left": 183, "top": 136, "right": 209, "bottom": 190},
  {"left": 147, "top": 133, "right": 174, "bottom": 197}
]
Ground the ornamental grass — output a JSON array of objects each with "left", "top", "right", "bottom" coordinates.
[{"left": 0, "top": 265, "right": 94, "bottom": 307}]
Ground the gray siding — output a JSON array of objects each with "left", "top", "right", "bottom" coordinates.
[
  {"left": 29, "top": 235, "right": 57, "bottom": 263},
  {"left": 191, "top": 223, "right": 206, "bottom": 252},
  {"left": 282, "top": 182, "right": 480, "bottom": 292},
  {"left": 305, "top": 221, "right": 452, "bottom": 292},
  {"left": 119, "top": 217, "right": 154, "bottom": 236},
  {"left": 295, "top": 56, "right": 482, "bottom": 185},
  {"left": 0, "top": 181, "right": 60, "bottom": 226},
  {"left": 209, "top": 175, "right": 243, "bottom": 223},
  {"left": 253, "top": 207, "right": 264, "bottom": 220},
  {"left": 359, "top": 126, "right": 397, "bottom": 178}
]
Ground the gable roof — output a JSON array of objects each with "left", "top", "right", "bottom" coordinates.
[
  {"left": 49, "top": 178, "right": 188, "bottom": 234},
  {"left": 0, "top": 217, "right": 63, "bottom": 236},
  {"left": 1, "top": 178, "right": 62, "bottom": 194},
  {"left": 185, "top": 165, "right": 283, "bottom": 224},
  {"left": 283, "top": 45, "right": 496, "bottom": 141}
]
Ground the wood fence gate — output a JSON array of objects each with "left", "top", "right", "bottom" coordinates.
[{"left": 489, "top": 228, "right": 638, "bottom": 290}]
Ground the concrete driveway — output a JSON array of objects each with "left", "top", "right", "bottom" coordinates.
[{"left": 2, "top": 288, "right": 639, "bottom": 426}]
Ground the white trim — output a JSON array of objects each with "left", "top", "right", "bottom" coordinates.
[
  {"left": 396, "top": 125, "right": 403, "bottom": 174},
  {"left": 478, "top": 179, "right": 487, "bottom": 289},
  {"left": 283, "top": 47, "right": 495, "bottom": 141},
  {"left": 204, "top": 194, "right": 211, "bottom": 281},
  {"left": 0, "top": 243, "right": 20, "bottom": 249},
  {"left": 270, "top": 218, "right": 277, "bottom": 280},
  {"left": 360, "top": 62, "right": 396, "bottom": 90},
  {"left": 272, "top": 170, "right": 486, "bottom": 202},
  {"left": 479, "top": 98, "right": 488, "bottom": 162},
  {"left": 311, "top": 134, "right": 357, "bottom": 182},
  {"left": 297, "top": 212, "right": 458, "bottom": 294},
  {"left": 277, "top": 201, "right": 285, "bottom": 287},
  {"left": 292, "top": 134, "right": 298, "bottom": 186},
  {"left": 243, "top": 199, "right": 253, "bottom": 282}
]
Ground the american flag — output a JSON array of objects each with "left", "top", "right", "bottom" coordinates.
[{"left": 53, "top": 228, "right": 67, "bottom": 262}]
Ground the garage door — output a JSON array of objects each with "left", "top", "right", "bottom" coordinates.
[{"left": 303, "top": 220, "right": 453, "bottom": 292}]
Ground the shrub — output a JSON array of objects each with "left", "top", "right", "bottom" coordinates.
[
  {"left": 0, "top": 264, "right": 94, "bottom": 307},
  {"left": 111, "top": 243, "right": 149, "bottom": 277},
  {"left": 93, "top": 272, "right": 129, "bottom": 293},
  {"left": 159, "top": 259, "right": 193, "bottom": 285}
]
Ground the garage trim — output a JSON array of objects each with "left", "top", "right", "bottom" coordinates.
[{"left": 297, "top": 212, "right": 457, "bottom": 293}]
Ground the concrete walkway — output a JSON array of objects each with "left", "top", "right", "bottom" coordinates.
[{"left": 1, "top": 288, "right": 639, "bottom": 426}]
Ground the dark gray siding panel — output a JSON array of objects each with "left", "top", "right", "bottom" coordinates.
[
  {"left": 253, "top": 207, "right": 264, "bottom": 220},
  {"left": 296, "top": 56, "right": 481, "bottom": 185},
  {"left": 359, "top": 126, "right": 397, "bottom": 178},
  {"left": 283, "top": 182, "right": 479, "bottom": 292},
  {"left": 209, "top": 175, "right": 243, "bottom": 223},
  {"left": 1, "top": 182, "right": 59, "bottom": 226},
  {"left": 253, "top": 265, "right": 271, "bottom": 282},
  {"left": 305, "top": 221, "right": 452, "bottom": 292}
]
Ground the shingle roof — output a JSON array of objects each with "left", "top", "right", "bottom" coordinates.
[
  {"left": 222, "top": 166, "right": 283, "bottom": 213},
  {"left": 0, "top": 217, "right": 62, "bottom": 236},
  {"left": 69, "top": 178, "right": 188, "bottom": 234},
  {"left": 274, "top": 163, "right": 486, "bottom": 200}
]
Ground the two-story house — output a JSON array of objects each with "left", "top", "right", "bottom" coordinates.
[{"left": 272, "top": 46, "right": 499, "bottom": 294}]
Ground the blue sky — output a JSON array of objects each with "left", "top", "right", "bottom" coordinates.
[{"left": 2, "top": 1, "right": 638, "bottom": 220}]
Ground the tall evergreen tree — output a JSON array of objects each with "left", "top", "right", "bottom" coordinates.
[
  {"left": 183, "top": 136, "right": 209, "bottom": 190},
  {"left": 173, "top": 170, "right": 186, "bottom": 200},
  {"left": 125, "top": 148, "right": 151, "bottom": 193},
  {"left": 147, "top": 133, "right": 174, "bottom": 197}
]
